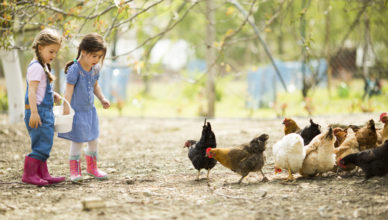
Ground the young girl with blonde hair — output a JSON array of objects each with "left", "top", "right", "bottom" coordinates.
[{"left": 23, "top": 29, "right": 65, "bottom": 186}]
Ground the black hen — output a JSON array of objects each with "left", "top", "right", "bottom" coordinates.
[
  {"left": 339, "top": 140, "right": 388, "bottom": 181},
  {"left": 300, "top": 119, "right": 321, "bottom": 145},
  {"left": 184, "top": 119, "right": 217, "bottom": 180}
]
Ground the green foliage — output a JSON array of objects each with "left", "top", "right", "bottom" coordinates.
[
  {"left": 181, "top": 72, "right": 205, "bottom": 101},
  {"left": 337, "top": 82, "right": 350, "bottom": 98},
  {"left": 3, "top": 0, "right": 388, "bottom": 69},
  {"left": 0, "top": 89, "right": 8, "bottom": 112},
  {"left": 95, "top": 78, "right": 387, "bottom": 118}
]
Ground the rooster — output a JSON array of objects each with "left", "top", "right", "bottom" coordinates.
[
  {"left": 339, "top": 140, "right": 388, "bottom": 182},
  {"left": 300, "top": 127, "right": 336, "bottom": 177},
  {"left": 206, "top": 134, "right": 269, "bottom": 184},
  {"left": 184, "top": 119, "right": 217, "bottom": 180},
  {"left": 272, "top": 133, "right": 305, "bottom": 181}
]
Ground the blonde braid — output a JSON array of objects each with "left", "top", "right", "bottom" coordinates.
[
  {"left": 34, "top": 46, "right": 56, "bottom": 82},
  {"left": 32, "top": 28, "right": 62, "bottom": 82}
]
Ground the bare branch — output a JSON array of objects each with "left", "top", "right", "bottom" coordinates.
[
  {"left": 264, "top": 0, "right": 289, "bottom": 27},
  {"left": 114, "top": 0, "right": 165, "bottom": 28},
  {"left": 141, "top": 1, "right": 188, "bottom": 68},
  {"left": 26, "top": 0, "right": 134, "bottom": 20},
  {"left": 208, "top": 0, "right": 257, "bottom": 73},
  {"left": 335, "top": 0, "right": 370, "bottom": 56},
  {"left": 111, "top": 0, "right": 201, "bottom": 59},
  {"left": 104, "top": 12, "right": 120, "bottom": 39}
]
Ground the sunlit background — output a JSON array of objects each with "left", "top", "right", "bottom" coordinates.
[{"left": 1, "top": 0, "right": 387, "bottom": 121}]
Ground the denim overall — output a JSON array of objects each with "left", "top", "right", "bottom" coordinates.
[{"left": 24, "top": 61, "right": 55, "bottom": 162}]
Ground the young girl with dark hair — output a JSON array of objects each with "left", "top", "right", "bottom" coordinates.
[{"left": 59, "top": 33, "right": 110, "bottom": 182}]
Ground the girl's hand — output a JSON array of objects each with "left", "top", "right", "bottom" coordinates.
[
  {"left": 101, "top": 98, "right": 110, "bottom": 109},
  {"left": 63, "top": 104, "right": 70, "bottom": 115},
  {"left": 29, "top": 112, "right": 42, "bottom": 128},
  {"left": 54, "top": 92, "right": 61, "bottom": 104}
]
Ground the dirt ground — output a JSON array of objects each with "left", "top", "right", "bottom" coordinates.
[{"left": 1, "top": 113, "right": 388, "bottom": 220}]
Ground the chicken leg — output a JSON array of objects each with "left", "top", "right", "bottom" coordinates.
[
  {"left": 237, "top": 175, "right": 246, "bottom": 184},
  {"left": 206, "top": 169, "right": 211, "bottom": 180},
  {"left": 196, "top": 170, "right": 200, "bottom": 181},
  {"left": 259, "top": 170, "right": 269, "bottom": 182},
  {"left": 285, "top": 164, "right": 294, "bottom": 182}
]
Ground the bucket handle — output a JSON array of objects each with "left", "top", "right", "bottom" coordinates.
[{"left": 58, "top": 95, "right": 74, "bottom": 114}]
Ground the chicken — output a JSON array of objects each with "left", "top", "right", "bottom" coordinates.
[
  {"left": 334, "top": 128, "right": 359, "bottom": 171},
  {"left": 206, "top": 134, "right": 269, "bottom": 184},
  {"left": 184, "top": 119, "right": 217, "bottom": 180},
  {"left": 283, "top": 118, "right": 301, "bottom": 135},
  {"left": 339, "top": 140, "right": 388, "bottom": 181},
  {"left": 283, "top": 118, "right": 321, "bottom": 145},
  {"left": 380, "top": 112, "right": 388, "bottom": 144},
  {"left": 300, "top": 119, "right": 321, "bottom": 145},
  {"left": 333, "top": 127, "right": 347, "bottom": 148},
  {"left": 356, "top": 119, "right": 377, "bottom": 151},
  {"left": 272, "top": 133, "right": 305, "bottom": 181},
  {"left": 348, "top": 124, "right": 361, "bottom": 133},
  {"left": 300, "top": 127, "right": 336, "bottom": 177}
]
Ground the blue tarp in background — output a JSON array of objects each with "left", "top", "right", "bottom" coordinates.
[
  {"left": 57, "top": 62, "right": 131, "bottom": 103},
  {"left": 99, "top": 63, "right": 131, "bottom": 102},
  {"left": 247, "top": 59, "right": 327, "bottom": 109}
]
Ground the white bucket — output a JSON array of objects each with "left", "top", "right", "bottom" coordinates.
[{"left": 54, "top": 96, "right": 74, "bottom": 133}]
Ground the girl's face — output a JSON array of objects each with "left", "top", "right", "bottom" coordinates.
[
  {"left": 38, "top": 44, "right": 61, "bottom": 64},
  {"left": 81, "top": 50, "right": 104, "bottom": 67}
]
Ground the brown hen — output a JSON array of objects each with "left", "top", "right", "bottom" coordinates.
[{"left": 356, "top": 119, "right": 377, "bottom": 151}]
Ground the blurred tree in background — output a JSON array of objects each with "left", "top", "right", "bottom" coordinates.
[{"left": 0, "top": 0, "right": 387, "bottom": 118}]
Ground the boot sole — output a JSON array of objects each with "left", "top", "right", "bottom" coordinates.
[
  {"left": 87, "top": 173, "right": 108, "bottom": 180},
  {"left": 70, "top": 176, "right": 83, "bottom": 182},
  {"left": 22, "top": 179, "right": 49, "bottom": 186},
  {"left": 46, "top": 178, "right": 66, "bottom": 184}
]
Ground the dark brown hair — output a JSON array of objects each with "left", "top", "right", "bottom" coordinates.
[
  {"left": 32, "top": 29, "right": 62, "bottom": 82},
  {"left": 64, "top": 33, "right": 107, "bottom": 73}
]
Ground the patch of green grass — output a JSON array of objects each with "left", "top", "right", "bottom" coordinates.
[{"left": 96, "top": 78, "right": 387, "bottom": 118}]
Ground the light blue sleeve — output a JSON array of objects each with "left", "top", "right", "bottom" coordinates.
[
  {"left": 66, "top": 64, "right": 79, "bottom": 85},
  {"left": 94, "top": 64, "right": 101, "bottom": 81}
]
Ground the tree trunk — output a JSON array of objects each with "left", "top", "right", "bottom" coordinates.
[
  {"left": 324, "top": 0, "right": 332, "bottom": 96},
  {"left": 362, "top": 15, "right": 370, "bottom": 79},
  {"left": 54, "top": 59, "right": 61, "bottom": 93},
  {"left": 0, "top": 49, "right": 24, "bottom": 123},
  {"left": 205, "top": 0, "right": 216, "bottom": 117},
  {"left": 300, "top": 0, "right": 307, "bottom": 98},
  {"left": 362, "top": 13, "right": 370, "bottom": 100}
]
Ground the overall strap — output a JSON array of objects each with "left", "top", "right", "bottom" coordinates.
[
  {"left": 25, "top": 61, "right": 53, "bottom": 109},
  {"left": 25, "top": 61, "right": 41, "bottom": 105}
]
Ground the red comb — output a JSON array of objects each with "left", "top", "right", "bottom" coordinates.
[
  {"left": 206, "top": 148, "right": 213, "bottom": 158},
  {"left": 380, "top": 113, "right": 387, "bottom": 121},
  {"left": 274, "top": 167, "right": 282, "bottom": 174}
]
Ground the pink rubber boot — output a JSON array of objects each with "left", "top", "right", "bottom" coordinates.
[
  {"left": 84, "top": 151, "right": 107, "bottom": 180},
  {"left": 39, "top": 160, "right": 65, "bottom": 184},
  {"left": 22, "top": 156, "right": 49, "bottom": 186},
  {"left": 69, "top": 155, "right": 82, "bottom": 182}
]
